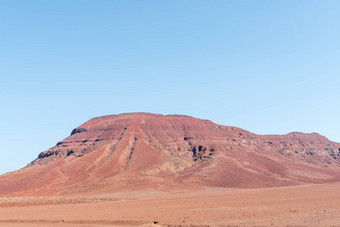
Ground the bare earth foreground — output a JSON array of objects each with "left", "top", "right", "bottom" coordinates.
[{"left": 0, "top": 182, "right": 340, "bottom": 227}]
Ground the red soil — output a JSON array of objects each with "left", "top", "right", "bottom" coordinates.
[{"left": 0, "top": 182, "right": 340, "bottom": 226}]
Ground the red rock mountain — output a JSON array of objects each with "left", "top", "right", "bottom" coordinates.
[{"left": 1, "top": 113, "right": 340, "bottom": 196}]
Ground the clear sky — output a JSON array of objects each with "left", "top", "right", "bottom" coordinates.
[{"left": 0, "top": 0, "right": 339, "bottom": 174}]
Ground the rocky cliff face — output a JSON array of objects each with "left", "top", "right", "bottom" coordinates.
[{"left": 1, "top": 113, "right": 340, "bottom": 196}]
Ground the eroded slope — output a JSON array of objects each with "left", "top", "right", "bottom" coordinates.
[{"left": 1, "top": 113, "right": 339, "bottom": 196}]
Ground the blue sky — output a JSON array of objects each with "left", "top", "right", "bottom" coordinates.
[{"left": 0, "top": 0, "right": 339, "bottom": 174}]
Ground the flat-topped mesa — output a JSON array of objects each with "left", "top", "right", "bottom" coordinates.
[
  {"left": 1, "top": 113, "right": 340, "bottom": 196},
  {"left": 32, "top": 113, "right": 227, "bottom": 165}
]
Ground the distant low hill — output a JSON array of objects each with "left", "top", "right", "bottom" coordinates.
[{"left": 1, "top": 113, "right": 339, "bottom": 196}]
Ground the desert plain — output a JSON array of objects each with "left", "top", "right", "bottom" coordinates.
[{"left": 1, "top": 182, "right": 340, "bottom": 226}]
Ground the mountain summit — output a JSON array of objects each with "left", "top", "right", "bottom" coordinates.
[{"left": 1, "top": 113, "right": 340, "bottom": 196}]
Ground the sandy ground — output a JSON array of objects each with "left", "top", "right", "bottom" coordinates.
[{"left": 0, "top": 182, "right": 340, "bottom": 226}]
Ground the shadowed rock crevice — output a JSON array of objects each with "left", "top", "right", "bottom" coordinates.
[
  {"left": 70, "top": 128, "right": 87, "bottom": 136},
  {"left": 188, "top": 145, "right": 214, "bottom": 162}
]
